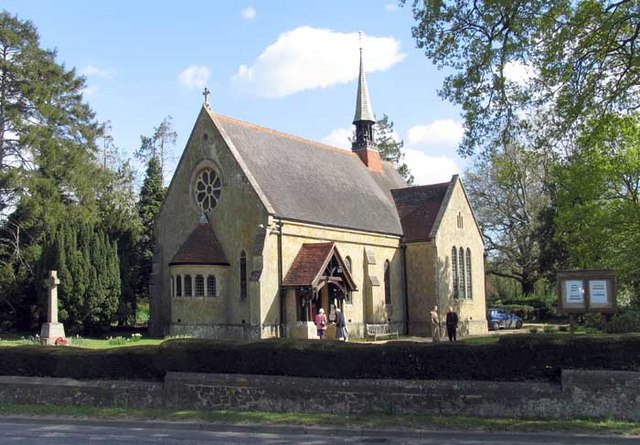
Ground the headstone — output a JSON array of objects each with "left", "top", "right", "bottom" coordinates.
[{"left": 40, "top": 270, "right": 66, "bottom": 345}]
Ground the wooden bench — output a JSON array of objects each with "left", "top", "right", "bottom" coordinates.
[{"left": 365, "top": 323, "right": 399, "bottom": 341}]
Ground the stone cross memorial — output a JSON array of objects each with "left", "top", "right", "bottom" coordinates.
[{"left": 40, "top": 270, "right": 66, "bottom": 345}]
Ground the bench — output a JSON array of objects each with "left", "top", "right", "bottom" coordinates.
[{"left": 365, "top": 323, "right": 399, "bottom": 341}]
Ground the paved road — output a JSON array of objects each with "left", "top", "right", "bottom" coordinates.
[{"left": 1, "top": 418, "right": 638, "bottom": 445}]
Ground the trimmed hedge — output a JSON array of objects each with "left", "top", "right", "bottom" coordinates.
[{"left": 1, "top": 334, "right": 639, "bottom": 382}]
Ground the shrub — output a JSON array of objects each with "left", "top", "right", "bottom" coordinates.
[
  {"left": 543, "top": 325, "right": 555, "bottom": 333},
  {"left": 606, "top": 307, "right": 640, "bottom": 333},
  {"left": 2, "top": 335, "right": 640, "bottom": 383}
]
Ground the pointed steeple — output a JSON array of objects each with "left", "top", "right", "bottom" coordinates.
[
  {"left": 352, "top": 33, "right": 382, "bottom": 172},
  {"left": 353, "top": 42, "right": 375, "bottom": 124}
]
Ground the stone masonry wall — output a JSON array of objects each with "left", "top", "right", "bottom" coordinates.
[{"left": 1, "top": 370, "right": 638, "bottom": 420}]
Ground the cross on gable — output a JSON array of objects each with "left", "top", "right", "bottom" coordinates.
[{"left": 203, "top": 87, "right": 211, "bottom": 106}]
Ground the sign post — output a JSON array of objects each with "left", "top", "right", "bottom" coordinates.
[{"left": 557, "top": 270, "right": 617, "bottom": 329}]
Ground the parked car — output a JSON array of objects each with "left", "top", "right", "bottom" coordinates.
[{"left": 487, "top": 308, "right": 523, "bottom": 331}]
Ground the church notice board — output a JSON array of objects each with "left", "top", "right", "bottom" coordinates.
[{"left": 557, "top": 270, "right": 617, "bottom": 314}]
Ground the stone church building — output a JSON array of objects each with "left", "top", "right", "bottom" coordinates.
[{"left": 149, "top": 51, "right": 487, "bottom": 339}]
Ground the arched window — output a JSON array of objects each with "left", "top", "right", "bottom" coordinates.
[
  {"left": 240, "top": 251, "right": 247, "bottom": 299},
  {"left": 207, "top": 275, "right": 217, "bottom": 297},
  {"left": 176, "top": 275, "right": 182, "bottom": 297},
  {"left": 466, "top": 248, "right": 473, "bottom": 299},
  {"left": 451, "top": 247, "right": 458, "bottom": 298},
  {"left": 459, "top": 247, "right": 466, "bottom": 299},
  {"left": 384, "top": 260, "right": 391, "bottom": 305},
  {"left": 184, "top": 275, "right": 193, "bottom": 297},
  {"left": 344, "top": 256, "right": 352, "bottom": 304},
  {"left": 195, "top": 275, "right": 204, "bottom": 296}
]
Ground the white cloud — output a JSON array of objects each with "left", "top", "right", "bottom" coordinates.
[
  {"left": 231, "top": 27, "right": 406, "bottom": 98},
  {"left": 81, "top": 85, "right": 99, "bottom": 98},
  {"left": 241, "top": 6, "right": 256, "bottom": 20},
  {"left": 404, "top": 148, "right": 460, "bottom": 185},
  {"left": 322, "top": 127, "right": 352, "bottom": 150},
  {"left": 179, "top": 65, "right": 211, "bottom": 89},
  {"left": 385, "top": 3, "right": 398, "bottom": 11},
  {"left": 80, "top": 64, "right": 112, "bottom": 79},
  {"left": 407, "top": 119, "right": 464, "bottom": 148},
  {"left": 503, "top": 60, "right": 536, "bottom": 85}
]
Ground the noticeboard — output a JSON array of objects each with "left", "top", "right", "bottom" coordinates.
[{"left": 557, "top": 270, "right": 616, "bottom": 314}]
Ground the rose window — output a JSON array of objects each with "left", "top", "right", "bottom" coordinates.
[{"left": 194, "top": 168, "right": 221, "bottom": 211}]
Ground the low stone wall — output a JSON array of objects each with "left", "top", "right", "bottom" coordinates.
[{"left": 1, "top": 370, "right": 638, "bottom": 420}]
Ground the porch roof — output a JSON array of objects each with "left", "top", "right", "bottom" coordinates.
[{"left": 282, "top": 242, "right": 356, "bottom": 291}]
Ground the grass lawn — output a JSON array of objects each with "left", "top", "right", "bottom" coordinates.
[
  {"left": 0, "top": 333, "right": 165, "bottom": 349},
  {"left": 1, "top": 403, "right": 639, "bottom": 436}
]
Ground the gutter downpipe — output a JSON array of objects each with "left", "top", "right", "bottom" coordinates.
[
  {"left": 402, "top": 243, "right": 409, "bottom": 335},
  {"left": 276, "top": 219, "right": 286, "bottom": 338}
]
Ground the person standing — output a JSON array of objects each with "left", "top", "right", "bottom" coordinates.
[
  {"left": 430, "top": 305, "right": 441, "bottom": 343},
  {"left": 446, "top": 306, "right": 459, "bottom": 341},
  {"left": 335, "top": 308, "right": 348, "bottom": 341},
  {"left": 314, "top": 308, "right": 328, "bottom": 339}
]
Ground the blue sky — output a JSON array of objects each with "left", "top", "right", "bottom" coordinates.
[{"left": 3, "top": 1, "right": 468, "bottom": 185}]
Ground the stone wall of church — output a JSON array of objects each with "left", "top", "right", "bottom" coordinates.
[
  {"left": 405, "top": 242, "right": 438, "bottom": 337},
  {"left": 433, "top": 181, "right": 487, "bottom": 336},
  {"left": 150, "top": 109, "right": 270, "bottom": 338},
  {"left": 271, "top": 220, "right": 404, "bottom": 339}
]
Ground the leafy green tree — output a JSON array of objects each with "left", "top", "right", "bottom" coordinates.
[
  {"left": 555, "top": 114, "right": 640, "bottom": 296},
  {"left": 465, "top": 145, "right": 552, "bottom": 295},
  {"left": 402, "top": 0, "right": 640, "bottom": 157},
  {"left": 375, "top": 114, "right": 414, "bottom": 184}
]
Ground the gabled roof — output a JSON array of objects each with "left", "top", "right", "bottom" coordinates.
[
  {"left": 209, "top": 109, "right": 406, "bottom": 235},
  {"left": 391, "top": 180, "right": 452, "bottom": 243},
  {"left": 169, "top": 222, "right": 229, "bottom": 266},
  {"left": 283, "top": 242, "right": 356, "bottom": 290}
]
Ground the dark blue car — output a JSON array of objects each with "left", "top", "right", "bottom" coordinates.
[{"left": 487, "top": 308, "right": 523, "bottom": 331}]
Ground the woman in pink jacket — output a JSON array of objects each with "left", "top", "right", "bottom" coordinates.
[{"left": 314, "top": 308, "right": 328, "bottom": 339}]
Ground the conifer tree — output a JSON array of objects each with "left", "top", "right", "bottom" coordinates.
[{"left": 136, "top": 155, "right": 166, "bottom": 303}]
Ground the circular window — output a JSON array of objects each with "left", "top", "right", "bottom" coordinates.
[{"left": 194, "top": 168, "right": 221, "bottom": 211}]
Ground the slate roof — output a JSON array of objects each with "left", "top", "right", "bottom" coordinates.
[
  {"left": 391, "top": 180, "right": 452, "bottom": 243},
  {"left": 212, "top": 112, "right": 406, "bottom": 235},
  {"left": 353, "top": 49, "right": 375, "bottom": 123},
  {"left": 169, "top": 222, "right": 229, "bottom": 266}
]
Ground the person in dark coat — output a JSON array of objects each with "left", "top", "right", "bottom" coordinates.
[
  {"left": 335, "top": 308, "right": 348, "bottom": 341},
  {"left": 445, "top": 306, "right": 459, "bottom": 341}
]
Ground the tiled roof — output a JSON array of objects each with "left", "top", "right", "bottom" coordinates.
[
  {"left": 169, "top": 223, "right": 229, "bottom": 266},
  {"left": 212, "top": 112, "right": 406, "bottom": 235},
  {"left": 391, "top": 181, "right": 452, "bottom": 243},
  {"left": 283, "top": 242, "right": 356, "bottom": 290},
  {"left": 283, "top": 242, "right": 335, "bottom": 287}
]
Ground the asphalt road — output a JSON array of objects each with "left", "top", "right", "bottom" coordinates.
[{"left": 0, "top": 418, "right": 638, "bottom": 445}]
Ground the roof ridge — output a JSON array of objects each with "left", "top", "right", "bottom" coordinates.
[{"left": 212, "top": 112, "right": 360, "bottom": 157}]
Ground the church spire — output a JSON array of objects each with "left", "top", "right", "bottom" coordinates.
[{"left": 352, "top": 33, "right": 382, "bottom": 172}]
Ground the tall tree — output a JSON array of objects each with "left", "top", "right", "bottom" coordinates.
[
  {"left": 136, "top": 155, "right": 166, "bottom": 301},
  {"left": 135, "top": 116, "right": 176, "bottom": 184},
  {"left": 555, "top": 114, "right": 640, "bottom": 296},
  {"left": 39, "top": 221, "right": 120, "bottom": 333},
  {"left": 375, "top": 114, "right": 414, "bottom": 184},
  {"left": 402, "top": 0, "right": 640, "bottom": 158},
  {"left": 465, "top": 145, "right": 551, "bottom": 295},
  {"left": 0, "top": 12, "right": 106, "bottom": 329}
]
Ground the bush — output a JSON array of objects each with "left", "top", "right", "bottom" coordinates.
[
  {"left": 1, "top": 335, "right": 640, "bottom": 383},
  {"left": 606, "top": 307, "right": 640, "bottom": 333}
]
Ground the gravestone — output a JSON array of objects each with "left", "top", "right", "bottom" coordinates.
[{"left": 40, "top": 270, "right": 66, "bottom": 345}]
